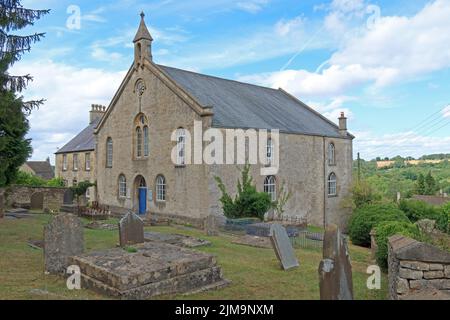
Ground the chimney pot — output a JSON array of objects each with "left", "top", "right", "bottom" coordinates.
[{"left": 338, "top": 111, "right": 348, "bottom": 136}]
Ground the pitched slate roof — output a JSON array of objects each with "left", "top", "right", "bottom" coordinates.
[
  {"left": 158, "top": 65, "right": 352, "bottom": 139},
  {"left": 25, "top": 161, "right": 54, "bottom": 180},
  {"left": 55, "top": 118, "right": 100, "bottom": 154}
]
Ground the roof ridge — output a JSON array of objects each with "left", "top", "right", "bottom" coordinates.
[{"left": 157, "top": 64, "right": 282, "bottom": 93}]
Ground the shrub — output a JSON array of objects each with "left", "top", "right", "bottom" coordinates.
[
  {"left": 14, "top": 171, "right": 46, "bottom": 187},
  {"left": 374, "top": 221, "right": 421, "bottom": 269},
  {"left": 46, "top": 177, "right": 65, "bottom": 187},
  {"left": 348, "top": 203, "right": 409, "bottom": 247},
  {"left": 399, "top": 199, "right": 448, "bottom": 233},
  {"left": 215, "top": 164, "right": 273, "bottom": 220}
]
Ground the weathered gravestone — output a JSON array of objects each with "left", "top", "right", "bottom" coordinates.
[
  {"left": 44, "top": 213, "right": 84, "bottom": 274},
  {"left": 269, "top": 223, "right": 299, "bottom": 270},
  {"left": 119, "top": 211, "right": 144, "bottom": 247},
  {"left": 204, "top": 214, "right": 219, "bottom": 236},
  {"left": 318, "top": 224, "right": 353, "bottom": 300},
  {"left": 30, "top": 192, "right": 44, "bottom": 210}
]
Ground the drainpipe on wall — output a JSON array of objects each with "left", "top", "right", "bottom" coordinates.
[{"left": 323, "top": 136, "right": 327, "bottom": 228}]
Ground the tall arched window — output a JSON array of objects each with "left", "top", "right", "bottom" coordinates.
[
  {"left": 266, "top": 137, "right": 274, "bottom": 165},
  {"left": 264, "top": 176, "right": 277, "bottom": 201},
  {"left": 106, "top": 138, "right": 113, "bottom": 168},
  {"left": 328, "top": 173, "right": 337, "bottom": 196},
  {"left": 134, "top": 114, "right": 149, "bottom": 159},
  {"left": 118, "top": 174, "right": 127, "bottom": 198},
  {"left": 156, "top": 175, "right": 166, "bottom": 202},
  {"left": 176, "top": 128, "right": 186, "bottom": 166},
  {"left": 143, "top": 126, "right": 149, "bottom": 157},
  {"left": 136, "top": 127, "right": 142, "bottom": 158},
  {"left": 328, "top": 143, "right": 336, "bottom": 166}
]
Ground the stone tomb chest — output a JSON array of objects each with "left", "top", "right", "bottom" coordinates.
[{"left": 69, "top": 242, "right": 229, "bottom": 299}]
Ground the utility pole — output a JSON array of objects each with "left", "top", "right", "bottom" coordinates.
[{"left": 357, "top": 152, "right": 361, "bottom": 183}]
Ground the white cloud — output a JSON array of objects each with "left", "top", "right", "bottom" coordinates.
[
  {"left": 354, "top": 130, "right": 450, "bottom": 160},
  {"left": 443, "top": 105, "right": 450, "bottom": 119},
  {"left": 237, "top": 0, "right": 270, "bottom": 14},
  {"left": 11, "top": 60, "right": 126, "bottom": 163}
]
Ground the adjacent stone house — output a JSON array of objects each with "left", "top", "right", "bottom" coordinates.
[
  {"left": 20, "top": 158, "right": 54, "bottom": 180},
  {"left": 56, "top": 13, "right": 354, "bottom": 229},
  {"left": 54, "top": 105, "right": 105, "bottom": 201}
]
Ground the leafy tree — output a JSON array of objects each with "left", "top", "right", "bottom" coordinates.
[
  {"left": 415, "top": 173, "right": 426, "bottom": 195},
  {"left": 70, "top": 181, "right": 96, "bottom": 207},
  {"left": 0, "top": 1, "right": 49, "bottom": 187},
  {"left": 424, "top": 171, "right": 437, "bottom": 195}
]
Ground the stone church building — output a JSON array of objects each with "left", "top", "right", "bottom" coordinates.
[{"left": 56, "top": 13, "right": 354, "bottom": 229}]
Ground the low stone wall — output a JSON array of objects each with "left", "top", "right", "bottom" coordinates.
[
  {"left": 5, "top": 185, "right": 69, "bottom": 212},
  {"left": 388, "top": 235, "right": 450, "bottom": 300}
]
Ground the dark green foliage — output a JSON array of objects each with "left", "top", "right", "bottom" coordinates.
[
  {"left": 399, "top": 199, "right": 448, "bottom": 233},
  {"left": 215, "top": 164, "right": 272, "bottom": 220},
  {"left": 13, "top": 171, "right": 65, "bottom": 188},
  {"left": 374, "top": 221, "right": 421, "bottom": 269},
  {"left": 70, "top": 181, "right": 96, "bottom": 200},
  {"left": 415, "top": 173, "right": 426, "bottom": 195},
  {"left": 348, "top": 203, "right": 410, "bottom": 247},
  {"left": 424, "top": 171, "right": 438, "bottom": 195}
]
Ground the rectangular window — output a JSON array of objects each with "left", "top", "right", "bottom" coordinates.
[
  {"left": 63, "top": 155, "right": 68, "bottom": 171},
  {"left": 328, "top": 180, "right": 337, "bottom": 196},
  {"left": 85, "top": 153, "right": 91, "bottom": 171},
  {"left": 73, "top": 154, "right": 78, "bottom": 171}
]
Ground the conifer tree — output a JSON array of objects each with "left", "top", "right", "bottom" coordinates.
[{"left": 0, "top": 1, "right": 49, "bottom": 187}]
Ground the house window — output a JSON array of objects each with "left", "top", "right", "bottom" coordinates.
[
  {"left": 106, "top": 138, "right": 113, "bottom": 168},
  {"left": 176, "top": 128, "right": 186, "bottom": 166},
  {"left": 156, "top": 175, "right": 166, "bottom": 202},
  {"left": 118, "top": 175, "right": 127, "bottom": 198},
  {"left": 328, "top": 173, "right": 337, "bottom": 196},
  {"left": 266, "top": 137, "right": 274, "bottom": 165},
  {"left": 136, "top": 127, "right": 142, "bottom": 158},
  {"left": 264, "top": 176, "right": 276, "bottom": 201},
  {"left": 328, "top": 143, "right": 336, "bottom": 166},
  {"left": 85, "top": 153, "right": 91, "bottom": 171},
  {"left": 143, "top": 126, "right": 149, "bottom": 157},
  {"left": 63, "top": 154, "right": 68, "bottom": 171},
  {"left": 73, "top": 154, "right": 78, "bottom": 171}
]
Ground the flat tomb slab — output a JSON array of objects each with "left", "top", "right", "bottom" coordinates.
[
  {"left": 69, "top": 242, "right": 228, "bottom": 298},
  {"left": 144, "top": 231, "right": 211, "bottom": 248}
]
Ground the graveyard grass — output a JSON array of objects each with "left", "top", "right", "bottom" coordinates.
[{"left": 0, "top": 214, "right": 388, "bottom": 300}]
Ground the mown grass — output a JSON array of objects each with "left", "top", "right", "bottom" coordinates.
[{"left": 0, "top": 214, "right": 388, "bottom": 300}]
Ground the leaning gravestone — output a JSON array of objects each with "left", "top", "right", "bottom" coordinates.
[
  {"left": 318, "top": 224, "right": 353, "bottom": 300},
  {"left": 269, "top": 224, "right": 299, "bottom": 270},
  {"left": 44, "top": 213, "right": 84, "bottom": 274},
  {"left": 119, "top": 211, "right": 144, "bottom": 247},
  {"left": 204, "top": 214, "right": 219, "bottom": 236}
]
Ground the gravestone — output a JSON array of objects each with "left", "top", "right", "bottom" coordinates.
[
  {"left": 63, "top": 189, "right": 74, "bottom": 205},
  {"left": 119, "top": 211, "right": 144, "bottom": 247},
  {"left": 44, "top": 213, "right": 84, "bottom": 274},
  {"left": 30, "top": 192, "right": 44, "bottom": 210},
  {"left": 318, "top": 224, "right": 353, "bottom": 300},
  {"left": 269, "top": 224, "right": 299, "bottom": 270},
  {"left": 204, "top": 214, "right": 219, "bottom": 236}
]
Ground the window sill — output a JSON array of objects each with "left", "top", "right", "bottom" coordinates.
[
  {"left": 328, "top": 195, "right": 338, "bottom": 198},
  {"left": 175, "top": 164, "right": 186, "bottom": 168},
  {"left": 328, "top": 163, "right": 337, "bottom": 167}
]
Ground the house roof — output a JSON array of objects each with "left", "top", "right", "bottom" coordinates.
[
  {"left": 25, "top": 161, "right": 54, "bottom": 180},
  {"left": 412, "top": 195, "right": 450, "bottom": 206},
  {"left": 158, "top": 65, "right": 353, "bottom": 139},
  {"left": 55, "top": 118, "right": 100, "bottom": 154}
]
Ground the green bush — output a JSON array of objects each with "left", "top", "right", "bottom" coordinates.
[
  {"left": 399, "top": 199, "right": 448, "bottom": 233},
  {"left": 375, "top": 221, "right": 421, "bottom": 269},
  {"left": 348, "top": 203, "right": 410, "bottom": 247},
  {"left": 14, "top": 171, "right": 46, "bottom": 187},
  {"left": 215, "top": 164, "right": 273, "bottom": 220}
]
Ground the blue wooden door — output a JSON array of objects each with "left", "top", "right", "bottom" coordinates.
[{"left": 139, "top": 187, "right": 147, "bottom": 215}]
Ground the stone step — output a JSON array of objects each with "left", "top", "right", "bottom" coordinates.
[
  {"left": 69, "top": 242, "right": 218, "bottom": 292},
  {"left": 81, "top": 266, "right": 225, "bottom": 299}
]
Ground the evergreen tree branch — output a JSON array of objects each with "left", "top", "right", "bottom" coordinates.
[{"left": 0, "top": 1, "right": 50, "bottom": 31}]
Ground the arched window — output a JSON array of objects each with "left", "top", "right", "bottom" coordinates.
[
  {"left": 176, "top": 128, "right": 186, "bottom": 165},
  {"left": 136, "top": 127, "right": 142, "bottom": 158},
  {"left": 143, "top": 126, "right": 149, "bottom": 157},
  {"left": 328, "top": 143, "right": 336, "bottom": 166},
  {"left": 134, "top": 113, "right": 149, "bottom": 159},
  {"left": 118, "top": 174, "right": 127, "bottom": 198},
  {"left": 106, "top": 138, "right": 113, "bottom": 168},
  {"left": 264, "top": 176, "right": 277, "bottom": 201},
  {"left": 156, "top": 175, "right": 166, "bottom": 201},
  {"left": 328, "top": 173, "right": 337, "bottom": 196},
  {"left": 266, "top": 137, "right": 274, "bottom": 165}
]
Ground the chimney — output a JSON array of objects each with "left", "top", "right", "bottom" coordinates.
[
  {"left": 339, "top": 112, "right": 348, "bottom": 137},
  {"left": 90, "top": 104, "right": 106, "bottom": 124}
]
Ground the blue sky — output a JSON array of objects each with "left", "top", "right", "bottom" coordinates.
[{"left": 15, "top": 0, "right": 450, "bottom": 162}]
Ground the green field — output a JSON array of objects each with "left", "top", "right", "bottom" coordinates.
[{"left": 0, "top": 214, "right": 388, "bottom": 300}]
